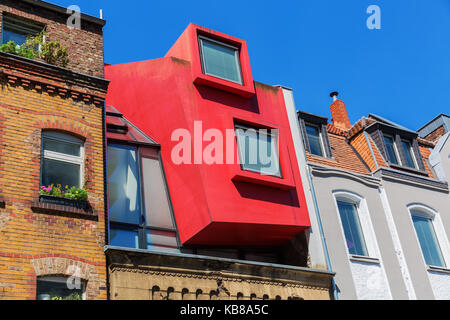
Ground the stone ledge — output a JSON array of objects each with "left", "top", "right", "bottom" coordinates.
[{"left": 30, "top": 201, "right": 97, "bottom": 221}]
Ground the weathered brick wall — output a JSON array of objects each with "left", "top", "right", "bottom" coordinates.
[
  {"left": 424, "top": 125, "right": 446, "bottom": 144},
  {"left": 0, "top": 0, "right": 104, "bottom": 77},
  {"left": 0, "top": 53, "right": 108, "bottom": 300}
]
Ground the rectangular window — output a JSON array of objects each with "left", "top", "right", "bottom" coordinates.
[
  {"left": 107, "top": 144, "right": 178, "bottom": 252},
  {"left": 383, "top": 135, "right": 399, "bottom": 165},
  {"left": 36, "top": 277, "right": 85, "bottom": 300},
  {"left": 412, "top": 214, "right": 446, "bottom": 268},
  {"left": 401, "top": 140, "right": 417, "bottom": 169},
  {"left": 337, "top": 200, "right": 368, "bottom": 257},
  {"left": 235, "top": 124, "right": 281, "bottom": 177},
  {"left": 199, "top": 36, "right": 243, "bottom": 84},
  {"left": 1, "top": 15, "right": 43, "bottom": 45},
  {"left": 41, "top": 132, "right": 84, "bottom": 188},
  {"left": 305, "top": 123, "right": 324, "bottom": 157}
]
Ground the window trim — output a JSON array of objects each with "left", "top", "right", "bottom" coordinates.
[
  {"left": 107, "top": 142, "right": 180, "bottom": 252},
  {"left": 400, "top": 139, "right": 418, "bottom": 169},
  {"left": 198, "top": 35, "right": 244, "bottom": 85},
  {"left": 1, "top": 14, "right": 44, "bottom": 45},
  {"left": 234, "top": 123, "right": 282, "bottom": 178},
  {"left": 333, "top": 191, "right": 382, "bottom": 261},
  {"left": 36, "top": 276, "right": 86, "bottom": 300},
  {"left": 383, "top": 134, "right": 401, "bottom": 165},
  {"left": 41, "top": 131, "right": 85, "bottom": 188},
  {"left": 408, "top": 204, "right": 450, "bottom": 269},
  {"left": 304, "top": 122, "right": 326, "bottom": 158}
]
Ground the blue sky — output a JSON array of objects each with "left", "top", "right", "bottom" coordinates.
[{"left": 52, "top": 0, "right": 450, "bottom": 130}]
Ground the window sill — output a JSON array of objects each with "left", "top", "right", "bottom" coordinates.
[
  {"left": 232, "top": 171, "right": 295, "bottom": 191},
  {"left": 31, "top": 201, "right": 97, "bottom": 221},
  {"left": 389, "top": 164, "right": 428, "bottom": 176},
  {"left": 428, "top": 265, "right": 450, "bottom": 275},
  {"left": 349, "top": 255, "right": 381, "bottom": 265}
]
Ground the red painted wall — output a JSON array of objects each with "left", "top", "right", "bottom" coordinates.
[{"left": 105, "top": 24, "right": 310, "bottom": 246}]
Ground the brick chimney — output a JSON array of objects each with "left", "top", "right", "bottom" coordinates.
[{"left": 329, "top": 92, "right": 351, "bottom": 131}]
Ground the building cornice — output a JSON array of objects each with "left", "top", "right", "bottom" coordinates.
[
  {"left": 308, "top": 163, "right": 381, "bottom": 188},
  {"left": 0, "top": 52, "right": 109, "bottom": 106}
]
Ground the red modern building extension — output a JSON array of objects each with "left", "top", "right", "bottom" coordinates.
[{"left": 105, "top": 24, "right": 311, "bottom": 248}]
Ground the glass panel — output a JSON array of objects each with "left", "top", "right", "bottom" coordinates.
[
  {"left": 42, "top": 158, "right": 80, "bottom": 188},
  {"left": 201, "top": 38, "right": 241, "bottom": 83},
  {"left": 384, "top": 136, "right": 399, "bottom": 165},
  {"left": 2, "top": 28, "right": 28, "bottom": 45},
  {"left": 44, "top": 138, "right": 81, "bottom": 157},
  {"left": 306, "top": 124, "right": 324, "bottom": 157},
  {"left": 141, "top": 157, "right": 175, "bottom": 230},
  {"left": 107, "top": 145, "right": 142, "bottom": 225},
  {"left": 110, "top": 228, "right": 139, "bottom": 249},
  {"left": 412, "top": 214, "right": 446, "bottom": 267},
  {"left": 36, "top": 278, "right": 84, "bottom": 300},
  {"left": 337, "top": 200, "right": 368, "bottom": 256},
  {"left": 402, "top": 140, "right": 416, "bottom": 168},
  {"left": 236, "top": 127, "right": 281, "bottom": 177},
  {"left": 146, "top": 229, "right": 178, "bottom": 252}
]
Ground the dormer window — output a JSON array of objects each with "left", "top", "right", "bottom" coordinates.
[
  {"left": 383, "top": 135, "right": 400, "bottom": 165},
  {"left": 198, "top": 36, "right": 243, "bottom": 85},
  {"left": 305, "top": 123, "right": 325, "bottom": 157},
  {"left": 401, "top": 139, "right": 417, "bottom": 169},
  {"left": 298, "top": 111, "right": 333, "bottom": 159},
  {"left": 367, "top": 122, "right": 426, "bottom": 173},
  {"left": 1, "top": 14, "right": 43, "bottom": 45}
]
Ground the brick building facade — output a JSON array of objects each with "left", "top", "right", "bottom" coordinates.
[{"left": 0, "top": 0, "right": 108, "bottom": 300}]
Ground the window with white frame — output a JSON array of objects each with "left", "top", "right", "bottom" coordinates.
[
  {"left": 41, "top": 131, "right": 84, "bottom": 188},
  {"left": 334, "top": 191, "right": 380, "bottom": 259},
  {"left": 409, "top": 206, "right": 448, "bottom": 268},
  {"left": 36, "top": 276, "right": 86, "bottom": 300},
  {"left": 198, "top": 35, "right": 243, "bottom": 84}
]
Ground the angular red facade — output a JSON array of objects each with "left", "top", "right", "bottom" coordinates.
[{"left": 105, "top": 24, "right": 311, "bottom": 247}]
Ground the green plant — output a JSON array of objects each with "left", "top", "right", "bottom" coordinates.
[
  {"left": 50, "top": 292, "right": 83, "bottom": 301},
  {"left": 0, "top": 31, "right": 69, "bottom": 67},
  {"left": 40, "top": 184, "right": 88, "bottom": 201}
]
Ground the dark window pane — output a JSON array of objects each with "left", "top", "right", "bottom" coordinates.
[
  {"left": 107, "top": 145, "right": 142, "bottom": 225},
  {"left": 110, "top": 228, "right": 139, "bottom": 249},
  {"left": 36, "top": 278, "right": 84, "bottom": 300},
  {"left": 337, "top": 201, "right": 368, "bottom": 256},
  {"left": 201, "top": 39, "right": 242, "bottom": 83},
  {"left": 146, "top": 229, "right": 178, "bottom": 252},
  {"left": 235, "top": 127, "right": 281, "bottom": 177},
  {"left": 412, "top": 214, "right": 445, "bottom": 267},
  {"left": 384, "top": 136, "right": 399, "bottom": 165},
  {"left": 306, "top": 125, "right": 324, "bottom": 157},
  {"left": 3, "top": 28, "right": 28, "bottom": 45},
  {"left": 44, "top": 138, "right": 81, "bottom": 157},
  {"left": 402, "top": 140, "right": 416, "bottom": 168},
  {"left": 42, "top": 158, "right": 80, "bottom": 188}
]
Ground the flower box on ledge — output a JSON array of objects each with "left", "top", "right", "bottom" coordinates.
[{"left": 39, "top": 195, "right": 89, "bottom": 211}]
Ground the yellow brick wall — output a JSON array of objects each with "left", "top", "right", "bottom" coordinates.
[{"left": 0, "top": 77, "right": 106, "bottom": 300}]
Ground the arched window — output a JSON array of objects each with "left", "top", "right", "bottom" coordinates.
[
  {"left": 409, "top": 205, "right": 448, "bottom": 268},
  {"left": 333, "top": 191, "right": 381, "bottom": 259},
  {"left": 36, "top": 276, "right": 86, "bottom": 300},
  {"left": 41, "top": 131, "right": 84, "bottom": 188},
  {"left": 334, "top": 191, "right": 369, "bottom": 257}
]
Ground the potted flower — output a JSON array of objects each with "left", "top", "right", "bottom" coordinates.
[{"left": 39, "top": 184, "right": 89, "bottom": 210}]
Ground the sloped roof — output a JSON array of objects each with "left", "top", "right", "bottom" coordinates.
[{"left": 106, "top": 105, "right": 159, "bottom": 146}]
